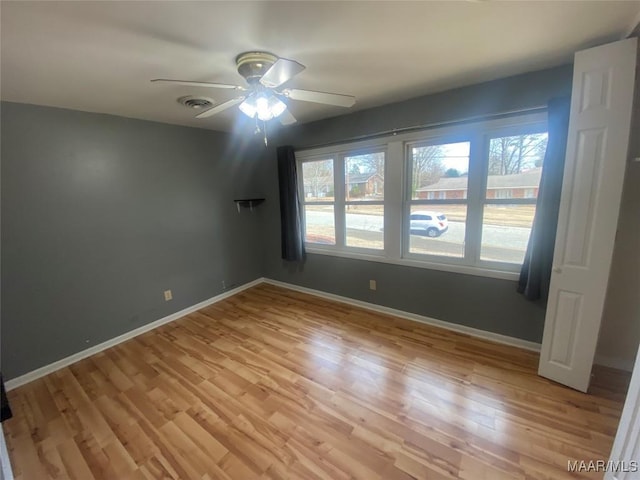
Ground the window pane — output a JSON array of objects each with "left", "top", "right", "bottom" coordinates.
[
  {"left": 302, "top": 159, "right": 334, "bottom": 202},
  {"left": 487, "top": 133, "right": 548, "bottom": 199},
  {"left": 304, "top": 205, "right": 335, "bottom": 245},
  {"left": 345, "top": 152, "right": 385, "bottom": 201},
  {"left": 480, "top": 204, "right": 536, "bottom": 264},
  {"left": 411, "top": 142, "right": 470, "bottom": 200},
  {"left": 345, "top": 204, "right": 384, "bottom": 250},
  {"left": 409, "top": 205, "right": 465, "bottom": 258}
]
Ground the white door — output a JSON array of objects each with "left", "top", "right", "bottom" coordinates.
[
  {"left": 606, "top": 345, "right": 640, "bottom": 480},
  {"left": 538, "top": 37, "right": 637, "bottom": 392}
]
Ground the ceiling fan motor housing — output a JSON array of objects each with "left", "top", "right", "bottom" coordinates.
[{"left": 236, "top": 51, "right": 278, "bottom": 85}]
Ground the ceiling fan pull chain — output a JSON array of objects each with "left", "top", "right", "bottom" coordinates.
[{"left": 263, "top": 120, "right": 268, "bottom": 147}]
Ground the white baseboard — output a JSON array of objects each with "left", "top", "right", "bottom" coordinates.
[
  {"left": 0, "top": 424, "right": 13, "bottom": 480},
  {"left": 5, "top": 278, "right": 265, "bottom": 391},
  {"left": 7, "top": 275, "right": 631, "bottom": 392},
  {"left": 262, "top": 278, "right": 543, "bottom": 352}
]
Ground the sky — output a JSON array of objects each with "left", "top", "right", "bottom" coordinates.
[{"left": 438, "top": 142, "right": 470, "bottom": 173}]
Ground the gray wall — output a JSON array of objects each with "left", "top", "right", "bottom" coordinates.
[
  {"left": 1, "top": 102, "right": 264, "bottom": 379},
  {"left": 259, "top": 65, "right": 575, "bottom": 343}
]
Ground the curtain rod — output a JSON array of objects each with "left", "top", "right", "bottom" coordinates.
[{"left": 295, "top": 105, "right": 547, "bottom": 151}]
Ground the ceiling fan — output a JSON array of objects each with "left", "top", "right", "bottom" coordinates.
[{"left": 151, "top": 51, "right": 356, "bottom": 127}]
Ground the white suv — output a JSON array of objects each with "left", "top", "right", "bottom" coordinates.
[{"left": 410, "top": 211, "right": 449, "bottom": 237}]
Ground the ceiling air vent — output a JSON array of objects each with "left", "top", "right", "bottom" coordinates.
[{"left": 177, "top": 95, "right": 214, "bottom": 110}]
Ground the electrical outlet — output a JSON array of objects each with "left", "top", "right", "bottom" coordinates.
[
  {"left": 369, "top": 280, "right": 377, "bottom": 291},
  {"left": 164, "top": 289, "right": 173, "bottom": 301}
]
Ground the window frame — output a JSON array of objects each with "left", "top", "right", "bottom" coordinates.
[
  {"left": 475, "top": 122, "right": 548, "bottom": 271},
  {"left": 298, "top": 153, "right": 337, "bottom": 248},
  {"left": 296, "top": 112, "right": 548, "bottom": 280},
  {"left": 298, "top": 145, "right": 388, "bottom": 257},
  {"left": 343, "top": 148, "right": 387, "bottom": 252},
  {"left": 403, "top": 136, "right": 473, "bottom": 267}
]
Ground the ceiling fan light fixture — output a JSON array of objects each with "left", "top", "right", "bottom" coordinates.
[
  {"left": 256, "top": 94, "right": 272, "bottom": 121},
  {"left": 239, "top": 92, "right": 287, "bottom": 121},
  {"left": 268, "top": 95, "right": 287, "bottom": 118},
  {"left": 239, "top": 96, "right": 258, "bottom": 118}
]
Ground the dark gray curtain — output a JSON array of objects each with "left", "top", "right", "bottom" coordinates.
[
  {"left": 277, "top": 146, "right": 305, "bottom": 261},
  {"left": 518, "top": 97, "right": 571, "bottom": 301}
]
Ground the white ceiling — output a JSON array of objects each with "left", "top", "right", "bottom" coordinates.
[{"left": 2, "top": 1, "right": 639, "bottom": 132}]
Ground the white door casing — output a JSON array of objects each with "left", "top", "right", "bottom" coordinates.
[
  {"left": 538, "top": 37, "right": 638, "bottom": 392},
  {"left": 606, "top": 345, "right": 640, "bottom": 480}
]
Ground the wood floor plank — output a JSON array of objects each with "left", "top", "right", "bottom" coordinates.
[{"left": 3, "top": 284, "right": 631, "bottom": 479}]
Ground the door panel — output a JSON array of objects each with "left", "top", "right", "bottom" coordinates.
[
  {"left": 548, "top": 291, "right": 581, "bottom": 367},
  {"left": 538, "top": 37, "right": 637, "bottom": 392},
  {"left": 562, "top": 128, "right": 604, "bottom": 266}
]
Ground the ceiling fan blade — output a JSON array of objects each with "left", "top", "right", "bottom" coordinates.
[
  {"left": 284, "top": 88, "right": 356, "bottom": 108},
  {"left": 151, "top": 79, "right": 244, "bottom": 90},
  {"left": 195, "top": 97, "right": 245, "bottom": 119},
  {"left": 278, "top": 109, "right": 297, "bottom": 126},
  {"left": 259, "top": 58, "right": 306, "bottom": 88}
]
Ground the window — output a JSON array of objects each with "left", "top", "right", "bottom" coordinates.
[
  {"left": 407, "top": 141, "right": 470, "bottom": 259},
  {"left": 345, "top": 152, "right": 385, "bottom": 250},
  {"left": 297, "top": 112, "right": 547, "bottom": 279},
  {"left": 493, "top": 189, "right": 512, "bottom": 199},
  {"left": 480, "top": 132, "right": 548, "bottom": 264},
  {"left": 301, "top": 159, "right": 335, "bottom": 245},
  {"left": 299, "top": 150, "right": 386, "bottom": 253}
]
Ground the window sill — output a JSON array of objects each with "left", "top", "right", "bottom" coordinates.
[{"left": 304, "top": 247, "right": 520, "bottom": 281}]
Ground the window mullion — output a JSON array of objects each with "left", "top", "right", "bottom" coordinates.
[
  {"left": 402, "top": 142, "right": 415, "bottom": 259},
  {"left": 465, "top": 132, "right": 486, "bottom": 266},
  {"left": 334, "top": 155, "right": 346, "bottom": 248},
  {"left": 385, "top": 141, "right": 403, "bottom": 260},
  {"left": 297, "top": 159, "right": 307, "bottom": 241}
]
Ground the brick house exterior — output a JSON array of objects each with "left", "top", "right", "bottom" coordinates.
[{"left": 416, "top": 168, "right": 541, "bottom": 200}]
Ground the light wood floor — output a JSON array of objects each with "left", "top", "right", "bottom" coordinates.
[{"left": 4, "top": 284, "right": 630, "bottom": 479}]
